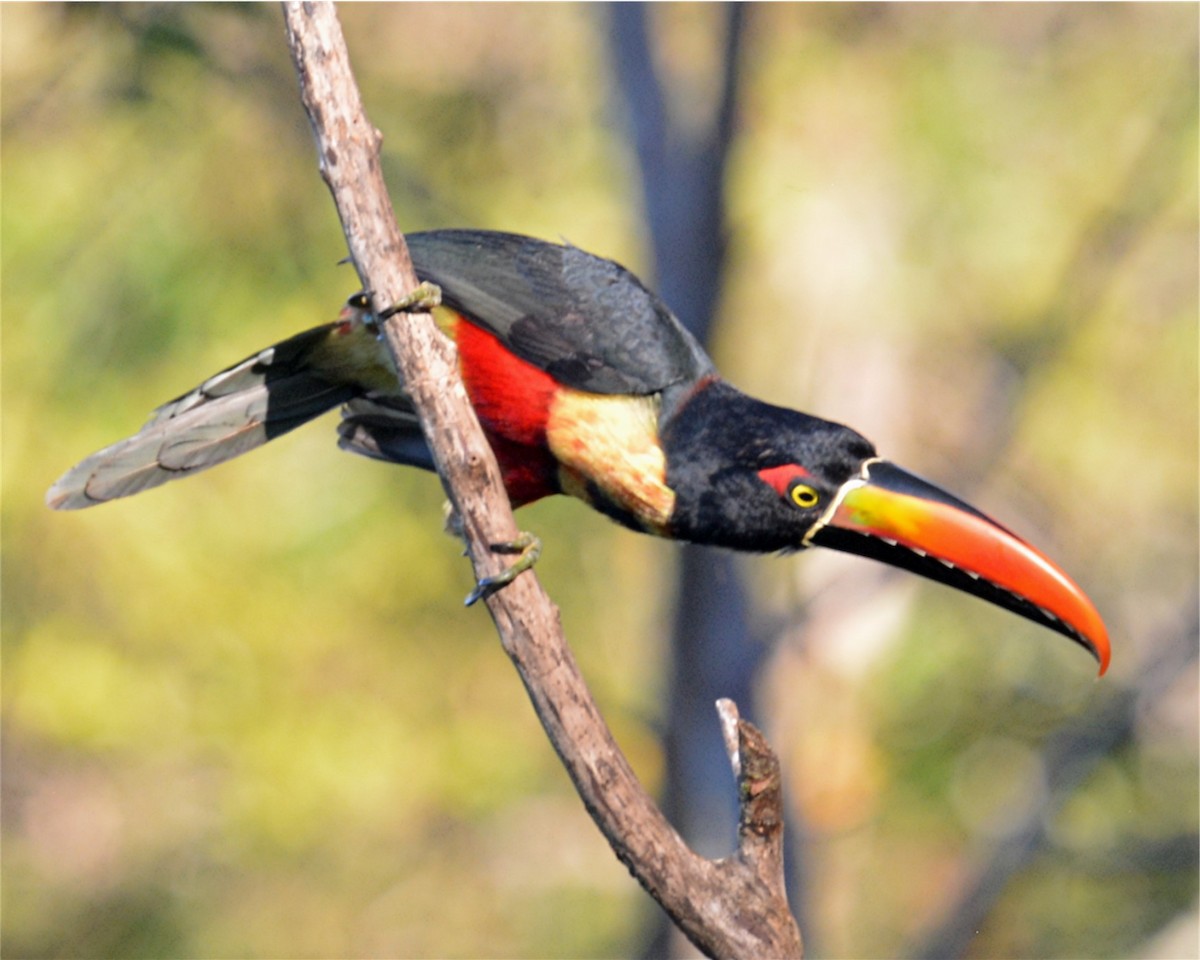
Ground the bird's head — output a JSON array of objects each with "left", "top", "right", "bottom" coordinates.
[{"left": 662, "top": 382, "right": 1110, "bottom": 674}]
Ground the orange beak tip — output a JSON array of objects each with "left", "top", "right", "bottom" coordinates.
[{"left": 1094, "top": 634, "right": 1112, "bottom": 677}]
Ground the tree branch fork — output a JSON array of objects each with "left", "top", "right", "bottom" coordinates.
[{"left": 281, "top": 4, "right": 801, "bottom": 956}]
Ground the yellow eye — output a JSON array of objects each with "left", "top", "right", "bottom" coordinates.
[{"left": 790, "top": 483, "right": 820, "bottom": 509}]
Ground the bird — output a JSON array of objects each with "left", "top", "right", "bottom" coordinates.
[{"left": 47, "top": 229, "right": 1110, "bottom": 674}]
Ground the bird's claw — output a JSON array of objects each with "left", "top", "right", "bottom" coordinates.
[
  {"left": 464, "top": 532, "right": 542, "bottom": 606},
  {"left": 377, "top": 281, "right": 443, "bottom": 320}
]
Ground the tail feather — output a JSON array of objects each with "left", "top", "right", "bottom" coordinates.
[
  {"left": 47, "top": 324, "right": 361, "bottom": 510},
  {"left": 337, "top": 396, "right": 434, "bottom": 471}
]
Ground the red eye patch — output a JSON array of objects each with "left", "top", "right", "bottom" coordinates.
[{"left": 756, "top": 463, "right": 811, "bottom": 497}]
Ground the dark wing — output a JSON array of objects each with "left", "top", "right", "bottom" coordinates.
[{"left": 406, "top": 230, "right": 715, "bottom": 396}]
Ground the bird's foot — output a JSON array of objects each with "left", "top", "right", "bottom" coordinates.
[
  {"left": 377, "top": 281, "right": 443, "bottom": 320},
  {"left": 464, "top": 532, "right": 542, "bottom": 606}
]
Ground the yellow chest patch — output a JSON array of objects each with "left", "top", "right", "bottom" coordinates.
[{"left": 545, "top": 390, "right": 675, "bottom": 533}]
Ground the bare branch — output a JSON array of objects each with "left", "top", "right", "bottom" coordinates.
[
  {"left": 280, "top": 4, "right": 801, "bottom": 956},
  {"left": 718, "top": 699, "right": 793, "bottom": 915}
]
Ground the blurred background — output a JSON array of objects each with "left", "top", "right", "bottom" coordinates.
[{"left": 2, "top": 4, "right": 1196, "bottom": 958}]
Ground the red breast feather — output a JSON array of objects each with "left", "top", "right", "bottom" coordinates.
[{"left": 448, "top": 312, "right": 561, "bottom": 505}]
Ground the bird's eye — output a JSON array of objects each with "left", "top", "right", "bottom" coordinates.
[{"left": 790, "top": 482, "right": 820, "bottom": 509}]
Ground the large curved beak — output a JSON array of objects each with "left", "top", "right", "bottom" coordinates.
[{"left": 807, "top": 460, "right": 1110, "bottom": 675}]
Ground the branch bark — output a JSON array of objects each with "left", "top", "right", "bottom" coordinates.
[{"left": 280, "top": 4, "right": 802, "bottom": 957}]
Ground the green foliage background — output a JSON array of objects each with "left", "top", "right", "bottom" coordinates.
[{"left": 3, "top": 5, "right": 1196, "bottom": 958}]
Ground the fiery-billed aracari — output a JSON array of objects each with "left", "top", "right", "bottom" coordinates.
[{"left": 47, "top": 229, "right": 1110, "bottom": 673}]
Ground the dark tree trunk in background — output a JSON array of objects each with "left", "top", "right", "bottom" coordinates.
[{"left": 606, "top": 7, "right": 804, "bottom": 956}]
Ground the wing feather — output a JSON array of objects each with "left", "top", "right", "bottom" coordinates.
[{"left": 407, "top": 230, "right": 714, "bottom": 396}]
